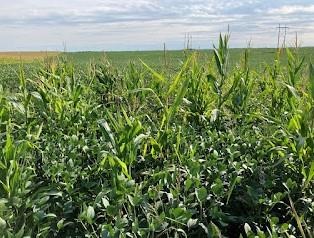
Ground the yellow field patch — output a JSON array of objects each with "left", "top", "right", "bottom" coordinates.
[{"left": 0, "top": 51, "right": 60, "bottom": 64}]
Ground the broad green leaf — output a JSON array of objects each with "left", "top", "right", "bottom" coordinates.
[
  {"left": 134, "top": 134, "right": 149, "bottom": 147},
  {"left": 244, "top": 223, "right": 252, "bottom": 234},
  {"left": 210, "top": 108, "right": 219, "bottom": 123},
  {"left": 284, "top": 83, "right": 299, "bottom": 99},
  {"left": 196, "top": 187, "right": 207, "bottom": 202},
  {"left": 140, "top": 60, "right": 165, "bottom": 82},
  {"left": 102, "top": 198, "right": 110, "bottom": 208},
  {"left": 15, "top": 224, "right": 25, "bottom": 238},
  {"left": 114, "top": 157, "right": 130, "bottom": 178},
  {"left": 57, "top": 219, "right": 65, "bottom": 230},
  {"left": 304, "top": 161, "right": 314, "bottom": 188},
  {"left": 167, "top": 55, "right": 193, "bottom": 96},
  {"left": 98, "top": 119, "right": 117, "bottom": 154},
  {"left": 310, "top": 63, "right": 314, "bottom": 99},
  {"left": 86, "top": 206, "right": 95, "bottom": 224},
  {"left": 209, "top": 222, "right": 222, "bottom": 238},
  {"left": 0, "top": 217, "right": 6, "bottom": 230},
  {"left": 127, "top": 88, "right": 164, "bottom": 107},
  {"left": 187, "top": 218, "right": 198, "bottom": 229}
]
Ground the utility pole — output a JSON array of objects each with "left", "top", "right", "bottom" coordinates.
[
  {"left": 295, "top": 31, "right": 298, "bottom": 48},
  {"left": 277, "top": 24, "right": 289, "bottom": 49},
  {"left": 163, "top": 42, "right": 167, "bottom": 69},
  {"left": 277, "top": 24, "right": 281, "bottom": 49},
  {"left": 184, "top": 33, "right": 193, "bottom": 50},
  {"left": 190, "top": 35, "right": 193, "bottom": 50},
  {"left": 283, "top": 25, "right": 289, "bottom": 48},
  {"left": 62, "top": 41, "right": 67, "bottom": 52}
]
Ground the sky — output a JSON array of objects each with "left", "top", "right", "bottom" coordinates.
[{"left": 1, "top": 0, "right": 314, "bottom": 51}]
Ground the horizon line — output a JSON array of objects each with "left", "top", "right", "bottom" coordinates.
[{"left": 1, "top": 45, "right": 314, "bottom": 53}]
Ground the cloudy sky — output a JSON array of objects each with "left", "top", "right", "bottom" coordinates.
[{"left": 1, "top": 0, "right": 314, "bottom": 51}]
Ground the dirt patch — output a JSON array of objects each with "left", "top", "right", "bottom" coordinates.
[{"left": 0, "top": 51, "right": 60, "bottom": 63}]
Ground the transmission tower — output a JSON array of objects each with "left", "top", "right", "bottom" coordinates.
[{"left": 277, "top": 24, "right": 289, "bottom": 49}]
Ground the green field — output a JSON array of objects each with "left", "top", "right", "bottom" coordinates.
[
  {"left": 66, "top": 47, "right": 314, "bottom": 70},
  {"left": 0, "top": 39, "right": 314, "bottom": 237},
  {"left": 1, "top": 47, "right": 314, "bottom": 92},
  {"left": 1, "top": 47, "right": 313, "bottom": 67}
]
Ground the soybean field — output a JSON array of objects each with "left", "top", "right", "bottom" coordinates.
[{"left": 0, "top": 36, "right": 313, "bottom": 237}]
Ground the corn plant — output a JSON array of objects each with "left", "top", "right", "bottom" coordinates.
[{"left": 0, "top": 35, "right": 313, "bottom": 237}]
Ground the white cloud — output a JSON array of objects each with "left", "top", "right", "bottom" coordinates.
[
  {"left": 268, "top": 4, "right": 314, "bottom": 14},
  {"left": 0, "top": 0, "right": 314, "bottom": 50}
]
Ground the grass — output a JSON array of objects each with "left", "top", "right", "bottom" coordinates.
[{"left": 0, "top": 37, "right": 313, "bottom": 237}]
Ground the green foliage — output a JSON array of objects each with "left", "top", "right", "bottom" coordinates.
[{"left": 0, "top": 37, "right": 313, "bottom": 237}]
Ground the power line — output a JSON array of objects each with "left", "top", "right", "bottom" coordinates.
[
  {"left": 276, "top": 24, "right": 289, "bottom": 49},
  {"left": 184, "top": 33, "right": 193, "bottom": 50}
]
